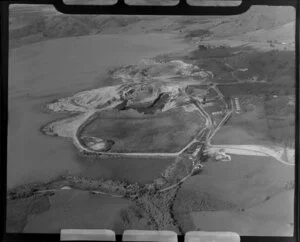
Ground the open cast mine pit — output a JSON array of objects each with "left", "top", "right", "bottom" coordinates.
[{"left": 42, "top": 59, "right": 213, "bottom": 156}]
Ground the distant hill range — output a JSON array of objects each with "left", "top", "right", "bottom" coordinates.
[{"left": 9, "top": 2, "right": 295, "bottom": 48}]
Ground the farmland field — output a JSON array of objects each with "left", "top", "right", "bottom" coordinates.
[{"left": 173, "top": 155, "right": 294, "bottom": 235}]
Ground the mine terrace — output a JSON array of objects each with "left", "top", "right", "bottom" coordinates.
[{"left": 42, "top": 58, "right": 294, "bottom": 175}]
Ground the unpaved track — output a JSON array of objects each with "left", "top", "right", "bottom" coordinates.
[
  {"left": 208, "top": 144, "right": 294, "bottom": 166},
  {"left": 71, "top": 87, "right": 210, "bottom": 158},
  {"left": 56, "top": 81, "right": 294, "bottom": 169}
]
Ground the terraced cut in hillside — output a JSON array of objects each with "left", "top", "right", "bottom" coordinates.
[
  {"left": 42, "top": 59, "right": 212, "bottom": 157},
  {"left": 41, "top": 51, "right": 295, "bottom": 164}
]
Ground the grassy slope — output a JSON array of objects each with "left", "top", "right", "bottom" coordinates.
[
  {"left": 23, "top": 190, "right": 132, "bottom": 233},
  {"left": 212, "top": 95, "right": 295, "bottom": 147},
  {"left": 190, "top": 190, "right": 294, "bottom": 236},
  {"left": 187, "top": 46, "right": 295, "bottom": 87},
  {"left": 173, "top": 155, "right": 294, "bottom": 233},
  {"left": 6, "top": 195, "right": 51, "bottom": 232},
  {"left": 9, "top": 4, "right": 294, "bottom": 49}
]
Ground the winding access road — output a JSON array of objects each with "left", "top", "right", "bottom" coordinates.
[{"left": 71, "top": 84, "right": 294, "bottom": 168}]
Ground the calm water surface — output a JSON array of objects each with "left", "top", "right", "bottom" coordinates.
[
  {"left": 8, "top": 33, "right": 187, "bottom": 188},
  {"left": 77, "top": 156, "right": 174, "bottom": 184}
]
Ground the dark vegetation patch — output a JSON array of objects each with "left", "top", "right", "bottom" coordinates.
[
  {"left": 117, "top": 189, "right": 179, "bottom": 232},
  {"left": 183, "top": 46, "right": 245, "bottom": 83},
  {"left": 161, "top": 156, "right": 195, "bottom": 186},
  {"left": 29, "top": 195, "right": 51, "bottom": 214},
  {"left": 224, "top": 96, "right": 232, "bottom": 109},
  {"left": 115, "top": 100, "right": 128, "bottom": 111},
  {"left": 7, "top": 175, "right": 137, "bottom": 201},
  {"left": 173, "top": 190, "right": 236, "bottom": 233},
  {"left": 6, "top": 198, "right": 33, "bottom": 232},
  {"left": 185, "top": 29, "right": 212, "bottom": 40},
  {"left": 174, "top": 190, "right": 236, "bottom": 214},
  {"left": 122, "top": 92, "right": 171, "bottom": 115},
  {"left": 185, "top": 85, "right": 208, "bottom": 96},
  {"left": 184, "top": 45, "right": 295, "bottom": 89},
  {"left": 183, "top": 142, "right": 202, "bottom": 155},
  {"left": 7, "top": 167, "right": 193, "bottom": 232},
  {"left": 172, "top": 212, "right": 195, "bottom": 233},
  {"left": 225, "top": 95, "right": 270, "bottom": 143},
  {"left": 227, "top": 50, "right": 295, "bottom": 85},
  {"left": 203, "top": 103, "right": 223, "bottom": 115},
  {"left": 190, "top": 45, "right": 243, "bottom": 59},
  {"left": 7, "top": 182, "right": 56, "bottom": 200},
  {"left": 81, "top": 108, "right": 204, "bottom": 153},
  {"left": 264, "top": 96, "right": 295, "bottom": 147},
  {"left": 144, "top": 93, "right": 170, "bottom": 113},
  {"left": 205, "top": 87, "right": 219, "bottom": 99},
  {"left": 218, "top": 95, "right": 295, "bottom": 146},
  {"left": 264, "top": 95, "right": 295, "bottom": 117},
  {"left": 116, "top": 203, "right": 155, "bottom": 231},
  {"left": 218, "top": 83, "right": 294, "bottom": 96},
  {"left": 266, "top": 118, "right": 294, "bottom": 146}
]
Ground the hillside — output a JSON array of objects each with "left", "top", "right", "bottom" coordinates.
[{"left": 9, "top": 4, "right": 295, "bottom": 48}]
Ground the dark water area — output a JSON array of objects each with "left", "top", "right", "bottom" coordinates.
[{"left": 76, "top": 155, "right": 174, "bottom": 184}]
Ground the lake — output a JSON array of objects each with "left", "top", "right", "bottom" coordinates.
[{"left": 77, "top": 156, "right": 174, "bottom": 184}]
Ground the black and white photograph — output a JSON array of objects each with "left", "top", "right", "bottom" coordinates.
[{"left": 6, "top": 1, "right": 296, "bottom": 236}]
